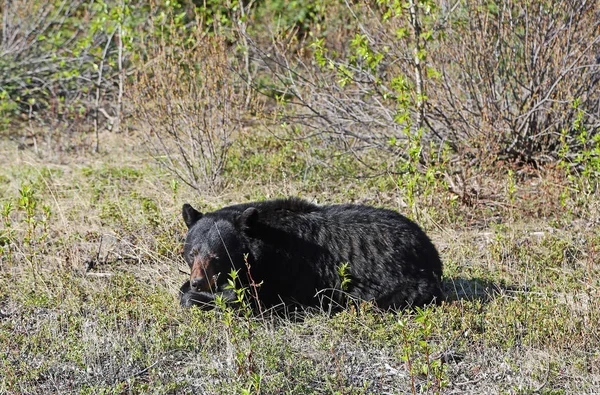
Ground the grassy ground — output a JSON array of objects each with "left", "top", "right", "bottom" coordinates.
[{"left": 1, "top": 130, "right": 599, "bottom": 394}]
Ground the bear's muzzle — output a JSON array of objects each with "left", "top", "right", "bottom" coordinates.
[{"left": 190, "top": 256, "right": 217, "bottom": 292}]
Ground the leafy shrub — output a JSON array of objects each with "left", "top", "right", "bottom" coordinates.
[
  {"left": 428, "top": 0, "right": 600, "bottom": 164},
  {"left": 249, "top": 0, "right": 599, "bottom": 168},
  {"left": 128, "top": 8, "right": 255, "bottom": 193},
  {"left": 0, "top": 0, "right": 145, "bottom": 135}
]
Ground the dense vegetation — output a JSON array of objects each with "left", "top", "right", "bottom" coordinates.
[{"left": 1, "top": 0, "right": 599, "bottom": 393}]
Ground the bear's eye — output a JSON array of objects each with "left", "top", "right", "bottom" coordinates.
[{"left": 190, "top": 247, "right": 199, "bottom": 256}]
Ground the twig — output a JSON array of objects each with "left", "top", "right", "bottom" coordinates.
[{"left": 94, "top": 29, "right": 117, "bottom": 153}]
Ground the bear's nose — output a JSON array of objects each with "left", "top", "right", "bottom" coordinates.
[{"left": 190, "top": 277, "right": 208, "bottom": 291}]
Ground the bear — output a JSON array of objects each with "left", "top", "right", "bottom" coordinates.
[{"left": 179, "top": 197, "right": 443, "bottom": 311}]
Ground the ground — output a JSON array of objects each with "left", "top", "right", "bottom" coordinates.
[{"left": 0, "top": 130, "right": 599, "bottom": 394}]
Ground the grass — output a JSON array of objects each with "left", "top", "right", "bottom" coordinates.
[{"left": 1, "top": 130, "right": 599, "bottom": 394}]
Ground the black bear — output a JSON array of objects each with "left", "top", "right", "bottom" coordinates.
[{"left": 179, "top": 198, "right": 443, "bottom": 310}]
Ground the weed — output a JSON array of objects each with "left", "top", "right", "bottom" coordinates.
[
  {"left": 0, "top": 202, "right": 15, "bottom": 263},
  {"left": 399, "top": 306, "right": 447, "bottom": 394},
  {"left": 215, "top": 264, "right": 263, "bottom": 394},
  {"left": 392, "top": 128, "right": 450, "bottom": 221},
  {"left": 337, "top": 262, "right": 352, "bottom": 292}
]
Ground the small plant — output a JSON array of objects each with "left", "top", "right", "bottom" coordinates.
[
  {"left": 0, "top": 202, "right": 15, "bottom": 263},
  {"left": 170, "top": 179, "right": 179, "bottom": 203},
  {"left": 399, "top": 307, "right": 447, "bottom": 394},
  {"left": 18, "top": 185, "right": 38, "bottom": 248},
  {"left": 394, "top": 128, "right": 424, "bottom": 211},
  {"left": 11, "top": 185, "right": 53, "bottom": 261},
  {"left": 216, "top": 265, "right": 262, "bottom": 394},
  {"left": 392, "top": 128, "right": 449, "bottom": 218},
  {"left": 398, "top": 317, "right": 418, "bottom": 394},
  {"left": 557, "top": 99, "right": 599, "bottom": 213},
  {"left": 337, "top": 262, "right": 352, "bottom": 292}
]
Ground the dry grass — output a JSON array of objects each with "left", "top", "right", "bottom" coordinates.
[
  {"left": 1, "top": 129, "right": 599, "bottom": 394},
  {"left": 2, "top": 0, "right": 599, "bottom": 392}
]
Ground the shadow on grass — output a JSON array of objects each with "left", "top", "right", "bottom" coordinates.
[{"left": 442, "top": 277, "right": 522, "bottom": 304}]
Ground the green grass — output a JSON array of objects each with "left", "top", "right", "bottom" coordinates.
[{"left": 1, "top": 133, "right": 599, "bottom": 394}]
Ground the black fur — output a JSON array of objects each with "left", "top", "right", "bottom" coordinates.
[{"left": 180, "top": 197, "right": 443, "bottom": 310}]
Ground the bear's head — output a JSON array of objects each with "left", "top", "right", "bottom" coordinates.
[{"left": 182, "top": 203, "right": 258, "bottom": 294}]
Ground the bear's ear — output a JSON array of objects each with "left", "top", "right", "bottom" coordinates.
[
  {"left": 182, "top": 203, "right": 203, "bottom": 229},
  {"left": 238, "top": 207, "right": 258, "bottom": 232}
]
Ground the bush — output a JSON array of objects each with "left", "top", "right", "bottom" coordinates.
[
  {"left": 249, "top": 0, "right": 599, "bottom": 166},
  {"left": 429, "top": 0, "right": 600, "bottom": 164},
  {"left": 128, "top": 9, "right": 255, "bottom": 193},
  {"left": 0, "top": 0, "right": 144, "bottom": 139}
]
